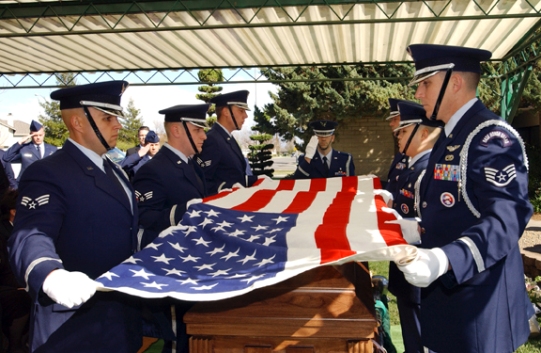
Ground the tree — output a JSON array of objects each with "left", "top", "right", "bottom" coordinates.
[
  {"left": 117, "top": 97, "right": 145, "bottom": 151},
  {"left": 248, "top": 133, "right": 274, "bottom": 178},
  {"left": 196, "top": 69, "right": 224, "bottom": 128},
  {"left": 253, "top": 64, "right": 416, "bottom": 150},
  {"left": 38, "top": 73, "right": 76, "bottom": 146}
]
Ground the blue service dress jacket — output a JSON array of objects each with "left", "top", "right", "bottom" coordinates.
[
  {"left": 385, "top": 152, "right": 408, "bottom": 196},
  {"left": 387, "top": 151, "right": 430, "bottom": 302},
  {"left": 417, "top": 100, "right": 533, "bottom": 353},
  {"left": 197, "top": 124, "right": 257, "bottom": 195},
  {"left": 120, "top": 152, "right": 151, "bottom": 181},
  {"left": 133, "top": 145, "right": 207, "bottom": 248},
  {"left": 7, "top": 140, "right": 142, "bottom": 353},
  {"left": 293, "top": 149, "right": 355, "bottom": 179},
  {"left": 0, "top": 149, "right": 17, "bottom": 190},
  {"left": 3, "top": 141, "right": 57, "bottom": 184}
]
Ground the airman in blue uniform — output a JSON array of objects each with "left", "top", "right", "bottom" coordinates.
[
  {"left": 393, "top": 44, "right": 533, "bottom": 353},
  {"left": 293, "top": 120, "right": 355, "bottom": 179},
  {"left": 385, "top": 98, "right": 409, "bottom": 195},
  {"left": 8, "top": 81, "right": 142, "bottom": 352},
  {"left": 126, "top": 126, "right": 150, "bottom": 156},
  {"left": 133, "top": 104, "right": 209, "bottom": 353},
  {"left": 3, "top": 120, "right": 57, "bottom": 187},
  {"left": 120, "top": 130, "right": 161, "bottom": 181},
  {"left": 197, "top": 90, "right": 259, "bottom": 195},
  {"left": 387, "top": 101, "right": 442, "bottom": 353}
]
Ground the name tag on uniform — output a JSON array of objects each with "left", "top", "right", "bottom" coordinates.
[
  {"left": 434, "top": 164, "right": 460, "bottom": 181},
  {"left": 23, "top": 153, "right": 33, "bottom": 158}
]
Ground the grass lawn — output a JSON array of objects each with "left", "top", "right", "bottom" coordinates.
[{"left": 368, "top": 261, "right": 541, "bottom": 352}]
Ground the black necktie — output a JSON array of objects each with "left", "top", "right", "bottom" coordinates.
[
  {"left": 322, "top": 156, "right": 329, "bottom": 174},
  {"left": 36, "top": 145, "right": 41, "bottom": 159},
  {"left": 103, "top": 160, "right": 127, "bottom": 200},
  {"left": 188, "top": 158, "right": 204, "bottom": 191}
]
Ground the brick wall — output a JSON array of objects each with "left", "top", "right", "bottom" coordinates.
[{"left": 332, "top": 116, "right": 396, "bottom": 181}]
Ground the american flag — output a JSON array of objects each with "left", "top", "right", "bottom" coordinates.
[{"left": 96, "top": 175, "right": 414, "bottom": 301}]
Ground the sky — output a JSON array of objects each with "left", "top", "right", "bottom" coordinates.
[{"left": 0, "top": 80, "right": 278, "bottom": 135}]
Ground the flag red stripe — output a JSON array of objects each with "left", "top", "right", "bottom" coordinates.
[
  {"left": 276, "top": 179, "right": 295, "bottom": 191},
  {"left": 316, "top": 191, "right": 356, "bottom": 263},
  {"left": 230, "top": 190, "right": 277, "bottom": 211},
  {"left": 309, "top": 178, "right": 327, "bottom": 192},
  {"left": 341, "top": 176, "right": 359, "bottom": 193},
  {"left": 281, "top": 191, "right": 317, "bottom": 214}
]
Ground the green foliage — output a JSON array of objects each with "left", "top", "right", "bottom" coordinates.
[
  {"left": 196, "top": 68, "right": 224, "bottom": 124},
  {"left": 254, "top": 64, "right": 415, "bottom": 150},
  {"left": 248, "top": 133, "right": 274, "bottom": 177},
  {"left": 39, "top": 73, "right": 77, "bottom": 146},
  {"left": 118, "top": 97, "right": 145, "bottom": 150}
]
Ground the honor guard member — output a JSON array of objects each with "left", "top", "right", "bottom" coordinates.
[
  {"left": 391, "top": 44, "right": 533, "bottom": 353},
  {"left": 386, "top": 101, "right": 441, "bottom": 353},
  {"left": 3, "top": 120, "right": 57, "bottom": 187},
  {"left": 293, "top": 120, "right": 355, "bottom": 179},
  {"left": 197, "top": 90, "right": 260, "bottom": 195},
  {"left": 133, "top": 104, "right": 209, "bottom": 247},
  {"left": 7, "top": 81, "right": 142, "bottom": 353},
  {"left": 132, "top": 104, "right": 209, "bottom": 353},
  {"left": 385, "top": 98, "right": 409, "bottom": 194},
  {"left": 120, "top": 130, "right": 161, "bottom": 181},
  {"left": 126, "top": 126, "right": 150, "bottom": 156}
]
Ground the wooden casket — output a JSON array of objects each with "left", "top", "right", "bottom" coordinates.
[{"left": 184, "top": 262, "right": 377, "bottom": 353}]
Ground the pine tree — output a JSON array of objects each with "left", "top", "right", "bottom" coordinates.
[
  {"left": 117, "top": 97, "right": 145, "bottom": 151},
  {"left": 248, "top": 133, "right": 274, "bottom": 178},
  {"left": 196, "top": 69, "right": 224, "bottom": 128},
  {"left": 38, "top": 73, "right": 76, "bottom": 146}
]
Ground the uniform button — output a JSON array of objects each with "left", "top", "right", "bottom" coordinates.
[{"left": 422, "top": 201, "right": 427, "bottom": 208}]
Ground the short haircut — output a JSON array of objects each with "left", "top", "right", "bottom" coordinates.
[
  {"left": 138, "top": 126, "right": 150, "bottom": 133},
  {"left": 458, "top": 72, "right": 481, "bottom": 91}
]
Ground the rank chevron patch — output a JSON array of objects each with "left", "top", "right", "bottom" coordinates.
[
  {"left": 484, "top": 164, "right": 516, "bottom": 187},
  {"left": 20, "top": 194, "right": 50, "bottom": 209},
  {"left": 135, "top": 190, "right": 153, "bottom": 202}
]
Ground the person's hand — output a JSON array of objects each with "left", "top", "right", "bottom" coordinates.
[
  {"left": 304, "top": 135, "right": 318, "bottom": 160},
  {"left": 381, "top": 207, "right": 421, "bottom": 244},
  {"left": 396, "top": 248, "right": 449, "bottom": 287},
  {"left": 374, "top": 189, "right": 393, "bottom": 207},
  {"left": 19, "top": 133, "right": 35, "bottom": 144},
  {"left": 138, "top": 144, "right": 151, "bottom": 157},
  {"left": 42, "top": 269, "right": 97, "bottom": 308}
]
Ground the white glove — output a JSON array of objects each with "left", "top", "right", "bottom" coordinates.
[
  {"left": 42, "top": 269, "right": 97, "bottom": 308},
  {"left": 304, "top": 135, "right": 318, "bottom": 159},
  {"left": 397, "top": 248, "right": 449, "bottom": 287},
  {"left": 374, "top": 189, "right": 393, "bottom": 206},
  {"left": 381, "top": 207, "right": 421, "bottom": 244}
]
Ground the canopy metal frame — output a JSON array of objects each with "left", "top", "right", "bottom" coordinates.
[{"left": 0, "top": 0, "right": 540, "bottom": 121}]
